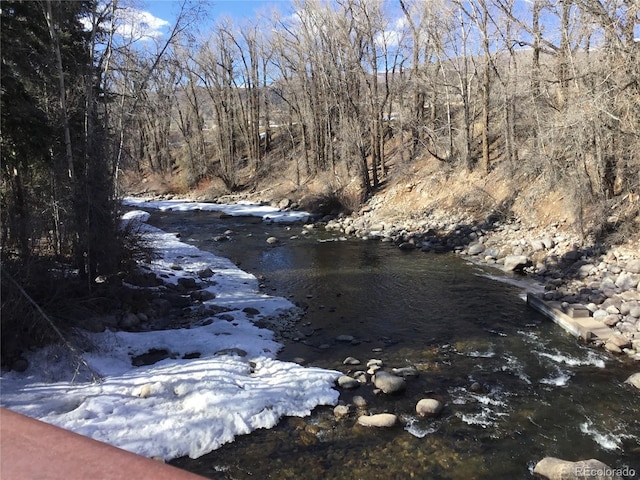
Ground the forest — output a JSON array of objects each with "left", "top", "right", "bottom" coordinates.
[{"left": 1, "top": 0, "right": 639, "bottom": 358}]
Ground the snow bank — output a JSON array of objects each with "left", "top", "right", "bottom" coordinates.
[
  {"left": 1, "top": 209, "right": 339, "bottom": 460},
  {"left": 123, "top": 197, "right": 311, "bottom": 223}
]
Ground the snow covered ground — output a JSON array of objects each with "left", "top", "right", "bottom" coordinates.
[
  {"left": 123, "top": 197, "right": 311, "bottom": 223},
  {"left": 1, "top": 208, "right": 339, "bottom": 460}
]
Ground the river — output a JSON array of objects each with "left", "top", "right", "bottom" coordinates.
[{"left": 146, "top": 209, "right": 639, "bottom": 479}]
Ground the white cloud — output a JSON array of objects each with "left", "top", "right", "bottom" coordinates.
[
  {"left": 81, "top": 7, "right": 169, "bottom": 41},
  {"left": 116, "top": 7, "right": 170, "bottom": 40}
]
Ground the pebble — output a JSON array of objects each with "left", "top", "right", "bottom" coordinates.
[{"left": 343, "top": 356, "right": 361, "bottom": 365}]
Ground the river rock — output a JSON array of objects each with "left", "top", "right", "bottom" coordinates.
[
  {"left": 416, "top": 398, "right": 443, "bottom": 417},
  {"left": 343, "top": 356, "right": 361, "bottom": 365},
  {"left": 357, "top": 413, "right": 397, "bottom": 428},
  {"left": 336, "top": 334, "right": 355, "bottom": 342},
  {"left": 266, "top": 237, "right": 279, "bottom": 245},
  {"left": 604, "top": 342, "right": 622, "bottom": 354},
  {"left": 625, "top": 372, "right": 640, "bottom": 390},
  {"left": 607, "top": 334, "right": 631, "bottom": 349},
  {"left": 191, "top": 290, "right": 216, "bottom": 302},
  {"left": 503, "top": 255, "right": 531, "bottom": 272},
  {"left": 334, "top": 404, "right": 351, "bottom": 419},
  {"left": 278, "top": 198, "right": 291, "bottom": 209},
  {"left": 337, "top": 375, "right": 360, "bottom": 389},
  {"left": 533, "top": 457, "right": 622, "bottom": 480},
  {"left": 197, "top": 267, "right": 214, "bottom": 278},
  {"left": 392, "top": 367, "right": 419, "bottom": 378},
  {"left": 616, "top": 273, "right": 639, "bottom": 290},
  {"left": 373, "top": 371, "right": 406, "bottom": 394},
  {"left": 177, "top": 277, "right": 198, "bottom": 289},
  {"left": 119, "top": 312, "right": 140, "bottom": 329},
  {"left": 626, "top": 259, "right": 640, "bottom": 274},
  {"left": 468, "top": 243, "right": 485, "bottom": 255},
  {"left": 352, "top": 395, "right": 368, "bottom": 408}
]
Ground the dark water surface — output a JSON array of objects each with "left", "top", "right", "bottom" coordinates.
[{"left": 146, "top": 210, "right": 640, "bottom": 479}]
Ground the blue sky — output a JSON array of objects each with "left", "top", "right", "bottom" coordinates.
[{"left": 145, "top": 0, "right": 292, "bottom": 28}]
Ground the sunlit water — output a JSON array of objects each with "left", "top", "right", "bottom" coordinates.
[{"left": 146, "top": 210, "right": 640, "bottom": 479}]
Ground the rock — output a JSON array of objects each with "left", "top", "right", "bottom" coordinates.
[
  {"left": 177, "top": 277, "right": 198, "bottom": 289},
  {"left": 626, "top": 259, "right": 640, "bottom": 274},
  {"left": 215, "top": 348, "right": 247, "bottom": 357},
  {"left": 503, "top": 255, "right": 531, "bottom": 272},
  {"left": 334, "top": 404, "right": 351, "bottom": 419},
  {"left": 11, "top": 358, "right": 28, "bottom": 372},
  {"left": 616, "top": 273, "right": 639, "bottom": 290},
  {"left": 373, "top": 371, "right": 406, "bottom": 394},
  {"left": 629, "top": 306, "right": 640, "bottom": 318},
  {"left": 468, "top": 243, "right": 485, "bottom": 255},
  {"left": 278, "top": 198, "right": 291, "bottom": 209},
  {"left": 398, "top": 242, "right": 415, "bottom": 251},
  {"left": 119, "top": 313, "right": 140, "bottom": 330},
  {"left": 242, "top": 307, "right": 260, "bottom": 315},
  {"left": 604, "top": 342, "right": 622, "bottom": 354},
  {"left": 416, "top": 398, "right": 443, "bottom": 417},
  {"left": 190, "top": 290, "right": 216, "bottom": 302},
  {"left": 357, "top": 413, "right": 397, "bottom": 428},
  {"left": 197, "top": 268, "right": 214, "bottom": 279},
  {"left": 266, "top": 236, "right": 279, "bottom": 245},
  {"left": 533, "top": 457, "right": 622, "bottom": 480},
  {"left": 531, "top": 239, "right": 545, "bottom": 251},
  {"left": 607, "top": 334, "right": 631, "bottom": 349},
  {"left": 625, "top": 372, "right": 640, "bottom": 390},
  {"left": 352, "top": 395, "right": 368, "bottom": 408},
  {"left": 336, "top": 334, "right": 355, "bottom": 342},
  {"left": 392, "top": 367, "right": 419, "bottom": 378},
  {"left": 337, "top": 375, "right": 360, "bottom": 389},
  {"left": 343, "top": 356, "right": 361, "bottom": 365}
]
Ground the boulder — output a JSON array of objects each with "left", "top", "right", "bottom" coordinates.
[
  {"left": 625, "top": 372, "right": 640, "bottom": 390},
  {"left": 416, "top": 398, "right": 443, "bottom": 417},
  {"left": 504, "top": 255, "right": 531, "bottom": 272},
  {"left": 266, "top": 237, "right": 279, "bottom": 245},
  {"left": 373, "top": 371, "right": 406, "bottom": 394},
  {"left": 533, "top": 457, "right": 622, "bottom": 480},
  {"left": 357, "top": 413, "right": 397, "bottom": 428}
]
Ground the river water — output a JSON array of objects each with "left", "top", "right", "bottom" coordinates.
[{"left": 146, "top": 210, "right": 640, "bottom": 479}]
